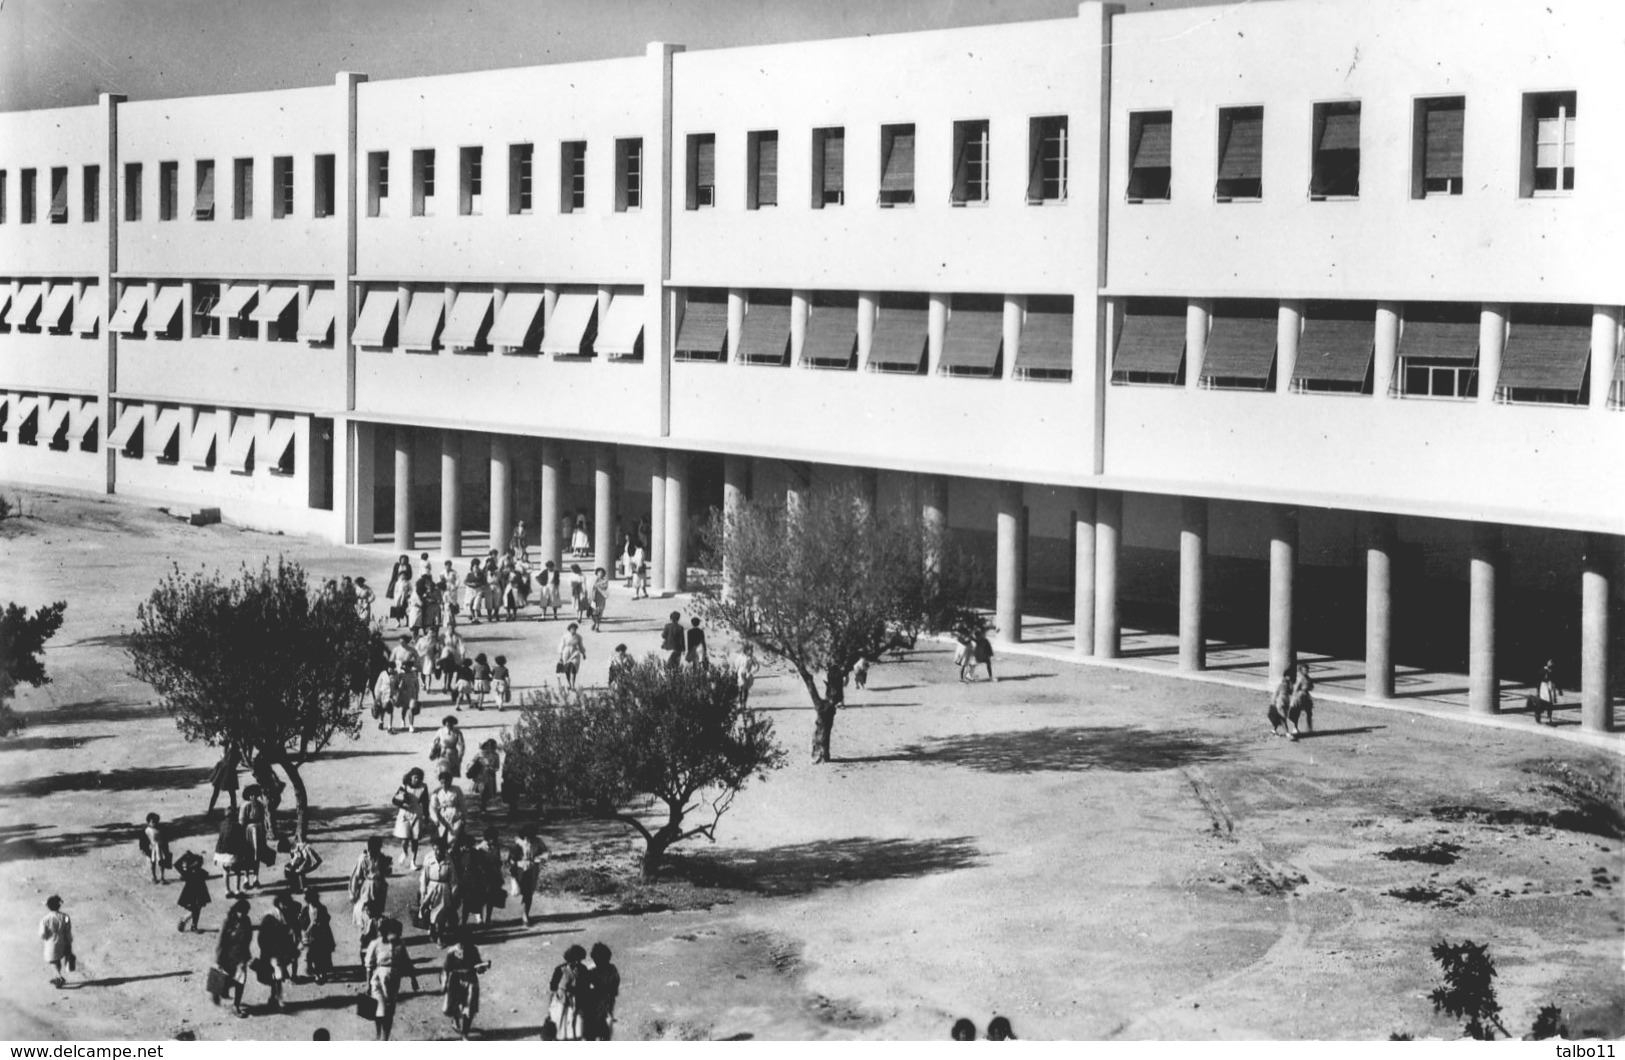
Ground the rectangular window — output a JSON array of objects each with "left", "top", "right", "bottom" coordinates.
[
  {"left": 1496, "top": 303, "right": 1591, "bottom": 404},
  {"left": 1027, "top": 116, "right": 1068, "bottom": 203},
  {"left": 192, "top": 281, "right": 220, "bottom": 339},
  {"left": 615, "top": 138, "right": 641, "bottom": 212},
  {"left": 747, "top": 130, "right": 778, "bottom": 209},
  {"left": 1309, "top": 101, "right": 1361, "bottom": 199},
  {"left": 124, "top": 163, "right": 142, "bottom": 221},
  {"left": 1215, "top": 106, "right": 1264, "bottom": 201},
  {"left": 21, "top": 168, "right": 37, "bottom": 223},
  {"left": 159, "top": 161, "right": 178, "bottom": 220},
  {"left": 879, "top": 123, "right": 916, "bottom": 207},
  {"left": 1412, "top": 97, "right": 1464, "bottom": 198},
  {"left": 560, "top": 141, "right": 585, "bottom": 213},
  {"left": 509, "top": 144, "right": 532, "bottom": 214},
  {"left": 811, "top": 127, "right": 844, "bottom": 207},
  {"left": 313, "top": 154, "right": 335, "bottom": 218},
  {"left": 951, "top": 120, "right": 990, "bottom": 205},
  {"left": 459, "top": 146, "right": 482, "bottom": 216},
  {"left": 1523, "top": 91, "right": 1576, "bottom": 196},
  {"left": 83, "top": 165, "right": 99, "bottom": 222},
  {"left": 49, "top": 166, "right": 69, "bottom": 223},
  {"left": 233, "top": 158, "right": 253, "bottom": 219},
  {"left": 686, "top": 133, "right": 715, "bottom": 210},
  {"left": 272, "top": 156, "right": 293, "bottom": 218},
  {"left": 413, "top": 149, "right": 434, "bottom": 216},
  {"left": 366, "top": 152, "right": 387, "bottom": 218},
  {"left": 193, "top": 159, "right": 215, "bottom": 220},
  {"left": 1126, "top": 111, "right": 1171, "bottom": 201}
]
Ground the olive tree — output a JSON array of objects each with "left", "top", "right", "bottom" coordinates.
[{"left": 0, "top": 600, "right": 68, "bottom": 736}]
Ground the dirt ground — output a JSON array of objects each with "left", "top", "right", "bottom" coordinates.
[{"left": 0, "top": 487, "right": 1620, "bottom": 1042}]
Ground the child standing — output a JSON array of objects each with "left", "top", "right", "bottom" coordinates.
[
  {"left": 284, "top": 838, "right": 323, "bottom": 893},
  {"left": 175, "top": 850, "right": 212, "bottom": 932},
  {"left": 299, "top": 888, "right": 335, "bottom": 985},
  {"left": 631, "top": 549, "right": 648, "bottom": 599},
  {"left": 40, "top": 896, "right": 74, "bottom": 989},
  {"left": 608, "top": 644, "right": 633, "bottom": 687},
  {"left": 471, "top": 653, "right": 492, "bottom": 710},
  {"left": 853, "top": 656, "right": 871, "bottom": 691},
  {"left": 492, "top": 655, "right": 511, "bottom": 710},
  {"left": 140, "top": 812, "right": 172, "bottom": 884},
  {"left": 568, "top": 565, "right": 588, "bottom": 621}
]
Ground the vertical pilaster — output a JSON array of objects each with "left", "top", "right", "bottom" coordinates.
[
  {"left": 1374, "top": 302, "right": 1401, "bottom": 398},
  {"left": 927, "top": 293, "right": 949, "bottom": 376},
  {"left": 856, "top": 292, "right": 878, "bottom": 371},
  {"left": 1001, "top": 295, "right": 1025, "bottom": 381},
  {"left": 1179, "top": 496, "right": 1207, "bottom": 671},
  {"left": 1591, "top": 306, "right": 1621, "bottom": 411},
  {"left": 1268, "top": 505, "right": 1298, "bottom": 687},
  {"left": 1365, "top": 512, "right": 1396, "bottom": 700},
  {"left": 99, "top": 93, "right": 125, "bottom": 494},
  {"left": 350, "top": 420, "right": 376, "bottom": 544},
  {"left": 1185, "top": 298, "right": 1210, "bottom": 389},
  {"left": 789, "top": 290, "right": 810, "bottom": 366},
  {"left": 726, "top": 290, "right": 746, "bottom": 364},
  {"left": 1276, "top": 300, "right": 1303, "bottom": 394},
  {"left": 1468, "top": 523, "right": 1499, "bottom": 714},
  {"left": 995, "top": 480, "right": 1024, "bottom": 644},
  {"left": 1094, "top": 490, "right": 1121, "bottom": 659},
  {"left": 723, "top": 454, "right": 748, "bottom": 600}
]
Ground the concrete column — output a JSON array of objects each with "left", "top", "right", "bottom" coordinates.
[
  {"left": 1364, "top": 512, "right": 1396, "bottom": 700},
  {"left": 393, "top": 428, "right": 414, "bottom": 551},
  {"left": 594, "top": 445, "right": 616, "bottom": 576},
  {"left": 1580, "top": 535, "right": 1612, "bottom": 732},
  {"left": 350, "top": 419, "right": 376, "bottom": 545},
  {"left": 995, "top": 480, "right": 1024, "bottom": 644},
  {"left": 1093, "top": 490, "right": 1121, "bottom": 659},
  {"left": 663, "top": 451, "right": 689, "bottom": 593},
  {"left": 259, "top": 282, "right": 272, "bottom": 345},
  {"left": 1478, "top": 304, "right": 1507, "bottom": 403},
  {"left": 856, "top": 291, "right": 879, "bottom": 370},
  {"left": 1074, "top": 488, "right": 1096, "bottom": 655},
  {"left": 921, "top": 474, "right": 948, "bottom": 578},
  {"left": 490, "top": 284, "right": 506, "bottom": 331},
  {"left": 649, "top": 451, "right": 668, "bottom": 593},
  {"left": 1468, "top": 523, "right": 1499, "bottom": 714},
  {"left": 396, "top": 283, "right": 412, "bottom": 352},
  {"left": 1179, "top": 496, "right": 1207, "bottom": 672},
  {"left": 489, "top": 434, "right": 511, "bottom": 552},
  {"left": 1268, "top": 505, "right": 1298, "bottom": 687},
  {"left": 1001, "top": 294, "right": 1025, "bottom": 381},
  {"left": 1185, "top": 299, "right": 1211, "bottom": 389},
  {"left": 723, "top": 454, "right": 748, "bottom": 600},
  {"left": 538, "top": 439, "right": 562, "bottom": 570},
  {"left": 1374, "top": 302, "right": 1401, "bottom": 398},
  {"left": 1591, "top": 306, "right": 1620, "bottom": 411},
  {"left": 597, "top": 286, "right": 614, "bottom": 341},
  {"left": 542, "top": 285, "right": 559, "bottom": 333},
  {"left": 726, "top": 289, "right": 746, "bottom": 363},
  {"left": 440, "top": 430, "right": 462, "bottom": 559},
  {"left": 789, "top": 290, "right": 810, "bottom": 366},
  {"left": 1276, "top": 300, "right": 1303, "bottom": 394},
  {"left": 297, "top": 281, "right": 313, "bottom": 331},
  {"left": 927, "top": 293, "right": 949, "bottom": 375}
]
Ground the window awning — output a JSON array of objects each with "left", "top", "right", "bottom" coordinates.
[
  {"left": 249, "top": 285, "right": 298, "bottom": 324},
  {"left": 0, "top": 394, "right": 9, "bottom": 429},
  {"left": 1016, "top": 305, "right": 1074, "bottom": 374},
  {"left": 939, "top": 306, "right": 1003, "bottom": 374},
  {"left": 39, "top": 286, "right": 76, "bottom": 329},
  {"left": 210, "top": 283, "right": 258, "bottom": 320},
  {"left": 181, "top": 409, "right": 217, "bottom": 467},
  {"left": 737, "top": 298, "right": 790, "bottom": 364},
  {"left": 488, "top": 291, "right": 544, "bottom": 349},
  {"left": 298, "top": 288, "right": 337, "bottom": 344},
  {"left": 221, "top": 411, "right": 256, "bottom": 473},
  {"left": 596, "top": 293, "right": 645, "bottom": 359},
  {"left": 10, "top": 394, "right": 40, "bottom": 430},
  {"left": 65, "top": 397, "right": 99, "bottom": 444},
  {"left": 441, "top": 291, "right": 493, "bottom": 349},
  {"left": 1318, "top": 111, "right": 1360, "bottom": 151},
  {"left": 1293, "top": 315, "right": 1372, "bottom": 384},
  {"left": 539, "top": 292, "right": 596, "bottom": 356},
  {"left": 38, "top": 396, "right": 71, "bottom": 443},
  {"left": 675, "top": 295, "right": 728, "bottom": 358},
  {"left": 1218, "top": 114, "right": 1263, "bottom": 180},
  {"left": 1424, "top": 104, "right": 1464, "bottom": 180},
  {"left": 803, "top": 301, "right": 856, "bottom": 365},
  {"left": 50, "top": 176, "right": 68, "bottom": 220},
  {"left": 1112, "top": 308, "right": 1185, "bottom": 376},
  {"left": 1200, "top": 315, "right": 1276, "bottom": 381},
  {"left": 109, "top": 288, "right": 148, "bottom": 333},
  {"left": 260, "top": 415, "right": 297, "bottom": 470},
  {"left": 695, "top": 138, "right": 716, "bottom": 186},
  {"left": 149, "top": 286, "right": 186, "bottom": 333},
  {"left": 73, "top": 292, "right": 102, "bottom": 335},
  {"left": 822, "top": 132, "right": 845, "bottom": 193},
  {"left": 1400, "top": 317, "right": 1478, "bottom": 362},
  {"left": 400, "top": 292, "right": 445, "bottom": 351},
  {"left": 149, "top": 407, "right": 183, "bottom": 454},
  {"left": 1132, "top": 118, "right": 1171, "bottom": 169},
  {"left": 9, "top": 284, "right": 45, "bottom": 327},
  {"left": 107, "top": 403, "right": 145, "bottom": 449},
  {"left": 880, "top": 130, "right": 916, "bottom": 192},
  {"left": 869, "top": 306, "right": 928, "bottom": 372},
  {"left": 0, "top": 288, "right": 11, "bottom": 321},
  {"left": 352, "top": 289, "right": 398, "bottom": 347},
  {"left": 194, "top": 166, "right": 215, "bottom": 219},
  {"left": 1498, "top": 321, "right": 1592, "bottom": 392}
]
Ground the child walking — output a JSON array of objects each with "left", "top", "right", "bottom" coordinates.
[
  {"left": 299, "top": 888, "right": 336, "bottom": 985},
  {"left": 175, "top": 850, "right": 212, "bottom": 933},
  {"left": 492, "top": 655, "right": 511, "bottom": 710},
  {"left": 471, "top": 653, "right": 492, "bottom": 710},
  {"left": 140, "top": 812, "right": 172, "bottom": 884}
]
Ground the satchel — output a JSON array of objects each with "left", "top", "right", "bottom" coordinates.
[
  {"left": 206, "top": 965, "right": 233, "bottom": 999},
  {"left": 466, "top": 759, "right": 484, "bottom": 782},
  {"left": 555, "top": 661, "right": 566, "bottom": 674},
  {"left": 430, "top": 738, "right": 443, "bottom": 760},
  {"left": 251, "top": 957, "right": 274, "bottom": 985},
  {"left": 356, "top": 993, "right": 379, "bottom": 1021},
  {"left": 65, "top": 952, "right": 77, "bottom": 972},
  {"left": 259, "top": 843, "right": 276, "bottom": 867},
  {"left": 276, "top": 835, "right": 292, "bottom": 855}
]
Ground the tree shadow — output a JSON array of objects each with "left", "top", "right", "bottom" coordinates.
[
  {"left": 69, "top": 969, "right": 193, "bottom": 989},
  {"left": 478, "top": 1025, "right": 552, "bottom": 1041},
  {"left": 0, "top": 764, "right": 214, "bottom": 800},
  {"left": 678, "top": 835, "right": 983, "bottom": 897},
  {"left": 0, "top": 733, "right": 114, "bottom": 753},
  {"left": 1296, "top": 726, "right": 1386, "bottom": 740},
  {"left": 63, "top": 632, "right": 132, "bottom": 650},
  {"left": 16, "top": 698, "right": 170, "bottom": 728},
  {"left": 978, "top": 672, "right": 1057, "bottom": 683},
  {"left": 840, "top": 725, "right": 1236, "bottom": 774}
]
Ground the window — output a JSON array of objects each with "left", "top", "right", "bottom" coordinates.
[
  {"left": 0, "top": 171, "right": 6, "bottom": 223},
  {"left": 939, "top": 293, "right": 1003, "bottom": 376},
  {"left": 314, "top": 154, "right": 335, "bottom": 218},
  {"left": 615, "top": 138, "right": 641, "bottom": 212},
  {"left": 272, "top": 156, "right": 293, "bottom": 218},
  {"left": 21, "top": 168, "right": 37, "bottom": 223},
  {"left": 192, "top": 282, "right": 220, "bottom": 339},
  {"left": 159, "top": 161, "right": 178, "bottom": 220},
  {"left": 193, "top": 160, "right": 215, "bottom": 220},
  {"left": 413, "top": 149, "right": 434, "bottom": 216},
  {"left": 1199, "top": 300, "right": 1277, "bottom": 389},
  {"left": 560, "top": 141, "right": 585, "bottom": 213},
  {"left": 1523, "top": 91, "right": 1576, "bottom": 196},
  {"left": 459, "top": 146, "right": 482, "bottom": 216},
  {"left": 233, "top": 158, "right": 253, "bottom": 219},
  {"left": 83, "top": 165, "right": 99, "bottom": 222},
  {"left": 48, "top": 167, "right": 68, "bottom": 223},
  {"left": 673, "top": 289, "right": 728, "bottom": 361},
  {"left": 811, "top": 127, "right": 844, "bottom": 207},
  {"left": 1027, "top": 116, "right": 1068, "bottom": 203},
  {"left": 367, "top": 152, "right": 387, "bottom": 217},
  {"left": 1398, "top": 303, "right": 1477, "bottom": 398},
  {"left": 508, "top": 144, "right": 532, "bottom": 214},
  {"left": 1126, "top": 111, "right": 1171, "bottom": 201},
  {"left": 1112, "top": 298, "right": 1186, "bottom": 385},
  {"left": 747, "top": 130, "right": 778, "bottom": 209},
  {"left": 1215, "top": 106, "right": 1263, "bottom": 201},
  {"left": 878, "top": 124, "right": 916, "bottom": 206},
  {"left": 1412, "top": 97, "right": 1464, "bottom": 198},
  {"left": 951, "top": 120, "right": 990, "bottom": 205},
  {"left": 1309, "top": 101, "right": 1361, "bottom": 199},
  {"left": 1496, "top": 303, "right": 1591, "bottom": 405},
  {"left": 123, "top": 163, "right": 142, "bottom": 221},
  {"left": 686, "top": 133, "right": 715, "bottom": 210},
  {"left": 1291, "top": 302, "right": 1374, "bottom": 394}
]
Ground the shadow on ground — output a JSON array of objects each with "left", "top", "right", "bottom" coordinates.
[
  {"left": 0, "top": 764, "right": 214, "bottom": 800},
  {"left": 677, "top": 835, "right": 983, "bottom": 897},
  {"left": 841, "top": 725, "right": 1235, "bottom": 774}
]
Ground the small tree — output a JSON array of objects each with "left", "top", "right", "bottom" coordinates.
[
  {"left": 128, "top": 560, "right": 379, "bottom": 841},
  {"left": 1430, "top": 939, "right": 1509, "bottom": 1040},
  {"left": 502, "top": 656, "right": 783, "bottom": 879},
  {"left": 695, "top": 483, "right": 980, "bottom": 764},
  {"left": 0, "top": 601, "right": 68, "bottom": 736}
]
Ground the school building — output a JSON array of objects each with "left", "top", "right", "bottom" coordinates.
[{"left": 1, "top": 0, "right": 1620, "bottom": 730}]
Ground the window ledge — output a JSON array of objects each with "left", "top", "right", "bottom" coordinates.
[
  {"left": 1025, "top": 198, "right": 1068, "bottom": 206},
  {"left": 1308, "top": 195, "right": 1360, "bottom": 203},
  {"left": 949, "top": 199, "right": 991, "bottom": 208},
  {"left": 1124, "top": 197, "right": 1171, "bottom": 205}
]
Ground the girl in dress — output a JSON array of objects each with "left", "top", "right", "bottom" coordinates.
[
  {"left": 511, "top": 834, "right": 547, "bottom": 926},
  {"left": 462, "top": 559, "right": 486, "bottom": 626},
  {"left": 590, "top": 568, "right": 610, "bottom": 632},
  {"left": 541, "top": 562, "right": 562, "bottom": 619},
  {"left": 482, "top": 558, "right": 502, "bottom": 622},
  {"left": 548, "top": 944, "right": 588, "bottom": 1040},
  {"left": 283, "top": 838, "right": 323, "bottom": 893},
  {"left": 348, "top": 836, "right": 391, "bottom": 931},
  {"left": 392, "top": 768, "right": 431, "bottom": 870},
  {"left": 568, "top": 565, "right": 588, "bottom": 621},
  {"left": 140, "top": 812, "right": 172, "bottom": 884},
  {"left": 557, "top": 623, "right": 586, "bottom": 692},
  {"left": 385, "top": 555, "right": 413, "bottom": 628},
  {"left": 429, "top": 769, "right": 466, "bottom": 846},
  {"left": 213, "top": 898, "right": 253, "bottom": 1018},
  {"left": 175, "top": 850, "right": 212, "bottom": 933},
  {"left": 257, "top": 895, "right": 299, "bottom": 1010},
  {"left": 735, "top": 644, "right": 760, "bottom": 708},
  {"left": 470, "top": 740, "right": 501, "bottom": 812},
  {"left": 299, "top": 887, "right": 335, "bottom": 985},
  {"left": 39, "top": 896, "right": 73, "bottom": 989},
  {"left": 441, "top": 929, "right": 489, "bottom": 1039},
  {"left": 418, "top": 839, "right": 459, "bottom": 945},
  {"left": 214, "top": 809, "right": 252, "bottom": 897},
  {"left": 364, "top": 918, "right": 419, "bottom": 1041},
  {"left": 492, "top": 655, "right": 511, "bottom": 709},
  {"left": 471, "top": 652, "right": 492, "bottom": 710}
]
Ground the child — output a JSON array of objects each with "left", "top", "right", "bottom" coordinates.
[
  {"left": 632, "top": 550, "right": 648, "bottom": 600},
  {"left": 140, "top": 812, "right": 172, "bottom": 884},
  {"left": 175, "top": 850, "right": 211, "bottom": 933},
  {"left": 454, "top": 658, "right": 475, "bottom": 709},
  {"left": 441, "top": 929, "right": 490, "bottom": 1039},
  {"left": 568, "top": 565, "right": 588, "bottom": 621},
  {"left": 299, "top": 888, "right": 336, "bottom": 985},
  {"left": 492, "top": 655, "right": 511, "bottom": 710},
  {"left": 735, "top": 644, "right": 760, "bottom": 708},
  {"left": 284, "top": 838, "right": 323, "bottom": 893},
  {"left": 608, "top": 644, "right": 633, "bottom": 687},
  {"left": 853, "top": 656, "right": 871, "bottom": 691},
  {"left": 471, "top": 653, "right": 492, "bottom": 710}
]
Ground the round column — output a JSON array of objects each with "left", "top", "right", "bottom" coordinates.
[
  {"left": 1179, "top": 496, "right": 1207, "bottom": 672},
  {"left": 1581, "top": 534, "right": 1613, "bottom": 732},
  {"left": 1268, "top": 505, "right": 1298, "bottom": 687},
  {"left": 1073, "top": 488, "right": 1096, "bottom": 655},
  {"left": 723, "top": 455, "right": 748, "bottom": 601},
  {"left": 664, "top": 453, "right": 689, "bottom": 593},
  {"left": 1468, "top": 523, "right": 1499, "bottom": 714},
  {"left": 489, "top": 434, "right": 512, "bottom": 553},
  {"left": 649, "top": 451, "right": 668, "bottom": 594},
  {"left": 440, "top": 430, "right": 462, "bottom": 560},
  {"left": 995, "top": 480, "right": 1024, "bottom": 644},
  {"left": 1365, "top": 512, "right": 1396, "bottom": 700},
  {"left": 393, "top": 428, "right": 414, "bottom": 551},
  {"left": 538, "top": 439, "right": 562, "bottom": 570},
  {"left": 1093, "top": 490, "right": 1122, "bottom": 659},
  {"left": 594, "top": 446, "right": 616, "bottom": 577}
]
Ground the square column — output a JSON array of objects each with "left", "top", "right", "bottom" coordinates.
[
  {"left": 348, "top": 419, "right": 376, "bottom": 545},
  {"left": 393, "top": 428, "right": 415, "bottom": 551},
  {"left": 440, "top": 430, "right": 463, "bottom": 560},
  {"left": 649, "top": 451, "right": 668, "bottom": 593},
  {"left": 1581, "top": 534, "right": 1613, "bottom": 732},
  {"left": 594, "top": 445, "right": 617, "bottom": 576},
  {"left": 663, "top": 451, "right": 689, "bottom": 594},
  {"left": 1073, "top": 488, "right": 1096, "bottom": 655},
  {"left": 1268, "top": 506, "right": 1298, "bottom": 687},
  {"left": 1468, "top": 523, "right": 1499, "bottom": 714},
  {"left": 1093, "top": 490, "right": 1121, "bottom": 659},
  {"left": 1364, "top": 512, "right": 1396, "bottom": 700},
  {"left": 1179, "top": 496, "right": 1207, "bottom": 672},
  {"left": 995, "top": 480, "right": 1024, "bottom": 644},
  {"left": 489, "top": 434, "right": 512, "bottom": 553},
  {"left": 537, "top": 439, "right": 562, "bottom": 571}
]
